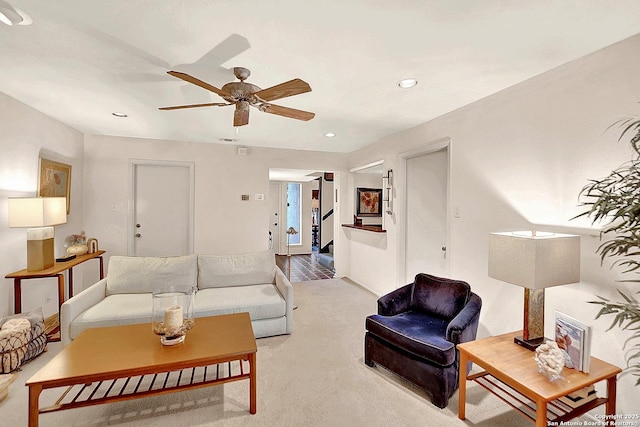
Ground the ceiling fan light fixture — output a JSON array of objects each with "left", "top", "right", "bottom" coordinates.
[
  {"left": 397, "top": 78, "right": 418, "bottom": 89},
  {"left": 161, "top": 68, "right": 314, "bottom": 126},
  {"left": 324, "top": 132, "right": 336, "bottom": 138}
]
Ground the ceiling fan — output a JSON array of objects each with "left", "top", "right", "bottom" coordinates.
[{"left": 159, "top": 67, "right": 315, "bottom": 127}]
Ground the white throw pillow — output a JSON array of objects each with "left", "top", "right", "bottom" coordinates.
[
  {"left": 198, "top": 250, "right": 276, "bottom": 289},
  {"left": 106, "top": 255, "right": 197, "bottom": 295}
]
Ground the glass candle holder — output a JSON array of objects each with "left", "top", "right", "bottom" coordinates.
[{"left": 151, "top": 286, "right": 195, "bottom": 346}]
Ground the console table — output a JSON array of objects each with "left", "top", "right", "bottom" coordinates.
[
  {"left": 5, "top": 250, "right": 105, "bottom": 341},
  {"left": 458, "top": 331, "right": 621, "bottom": 427}
]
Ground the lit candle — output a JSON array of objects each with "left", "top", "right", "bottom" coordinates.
[{"left": 164, "top": 305, "right": 183, "bottom": 331}]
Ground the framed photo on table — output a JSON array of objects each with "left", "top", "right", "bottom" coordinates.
[
  {"left": 38, "top": 158, "right": 72, "bottom": 214},
  {"left": 356, "top": 187, "right": 382, "bottom": 217}
]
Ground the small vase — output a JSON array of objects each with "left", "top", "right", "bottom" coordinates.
[{"left": 66, "top": 244, "right": 89, "bottom": 256}]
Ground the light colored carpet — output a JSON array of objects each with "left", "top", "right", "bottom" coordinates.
[{"left": 5, "top": 279, "right": 531, "bottom": 426}]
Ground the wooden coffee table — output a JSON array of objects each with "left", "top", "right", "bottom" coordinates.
[{"left": 26, "top": 313, "right": 257, "bottom": 427}]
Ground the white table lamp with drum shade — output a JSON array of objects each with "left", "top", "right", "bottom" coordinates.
[{"left": 8, "top": 197, "right": 67, "bottom": 271}]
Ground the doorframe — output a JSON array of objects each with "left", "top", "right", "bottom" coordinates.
[
  {"left": 397, "top": 137, "right": 452, "bottom": 285},
  {"left": 269, "top": 182, "right": 282, "bottom": 254},
  {"left": 127, "top": 159, "right": 196, "bottom": 256}
]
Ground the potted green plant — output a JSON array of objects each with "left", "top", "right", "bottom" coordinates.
[{"left": 575, "top": 116, "right": 640, "bottom": 386}]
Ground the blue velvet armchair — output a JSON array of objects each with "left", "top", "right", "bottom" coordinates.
[{"left": 364, "top": 273, "right": 482, "bottom": 408}]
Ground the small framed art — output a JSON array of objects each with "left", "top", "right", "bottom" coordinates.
[{"left": 356, "top": 187, "right": 382, "bottom": 217}]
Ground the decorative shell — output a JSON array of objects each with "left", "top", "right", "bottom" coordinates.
[{"left": 534, "top": 340, "right": 565, "bottom": 381}]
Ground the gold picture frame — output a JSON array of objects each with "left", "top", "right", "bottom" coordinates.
[{"left": 38, "top": 158, "right": 71, "bottom": 214}]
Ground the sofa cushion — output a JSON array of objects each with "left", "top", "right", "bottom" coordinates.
[
  {"left": 69, "top": 294, "right": 153, "bottom": 340},
  {"left": 195, "top": 284, "right": 285, "bottom": 320},
  {"left": 366, "top": 311, "right": 455, "bottom": 366},
  {"left": 198, "top": 250, "right": 276, "bottom": 289},
  {"left": 411, "top": 273, "right": 470, "bottom": 319},
  {"left": 106, "top": 255, "right": 197, "bottom": 296}
]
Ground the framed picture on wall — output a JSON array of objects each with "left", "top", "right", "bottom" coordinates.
[
  {"left": 38, "top": 157, "right": 72, "bottom": 214},
  {"left": 356, "top": 187, "right": 382, "bottom": 217}
]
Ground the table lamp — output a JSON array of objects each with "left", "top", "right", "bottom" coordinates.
[
  {"left": 488, "top": 231, "right": 580, "bottom": 350},
  {"left": 8, "top": 197, "right": 67, "bottom": 271}
]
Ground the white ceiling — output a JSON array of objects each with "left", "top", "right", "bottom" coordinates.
[{"left": 2, "top": 1, "right": 640, "bottom": 153}]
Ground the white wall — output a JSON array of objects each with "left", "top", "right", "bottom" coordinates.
[
  {"left": 342, "top": 34, "right": 640, "bottom": 413},
  {"left": 82, "top": 135, "right": 345, "bottom": 266},
  {"left": 0, "top": 92, "right": 89, "bottom": 318}
]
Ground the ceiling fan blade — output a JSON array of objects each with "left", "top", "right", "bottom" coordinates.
[
  {"left": 254, "top": 79, "right": 312, "bottom": 102},
  {"left": 234, "top": 101, "right": 250, "bottom": 126},
  {"left": 262, "top": 104, "right": 315, "bottom": 121},
  {"left": 159, "top": 102, "right": 229, "bottom": 111},
  {"left": 167, "top": 71, "right": 231, "bottom": 98}
]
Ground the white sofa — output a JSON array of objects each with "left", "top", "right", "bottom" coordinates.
[{"left": 60, "top": 250, "right": 293, "bottom": 346}]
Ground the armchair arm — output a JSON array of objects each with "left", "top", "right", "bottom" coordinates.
[
  {"left": 60, "top": 278, "right": 108, "bottom": 346},
  {"left": 446, "top": 292, "right": 482, "bottom": 344},
  {"left": 377, "top": 283, "right": 413, "bottom": 316},
  {"left": 274, "top": 266, "right": 294, "bottom": 333}
]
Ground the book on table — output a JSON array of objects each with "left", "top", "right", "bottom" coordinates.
[
  {"left": 554, "top": 311, "right": 592, "bottom": 373},
  {"left": 558, "top": 384, "right": 598, "bottom": 408}
]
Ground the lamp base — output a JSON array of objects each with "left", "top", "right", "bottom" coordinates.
[
  {"left": 514, "top": 335, "right": 549, "bottom": 351},
  {"left": 27, "top": 227, "right": 55, "bottom": 271}
]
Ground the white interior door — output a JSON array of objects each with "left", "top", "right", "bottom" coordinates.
[
  {"left": 129, "top": 160, "right": 194, "bottom": 256},
  {"left": 404, "top": 145, "right": 449, "bottom": 282},
  {"left": 269, "top": 182, "right": 281, "bottom": 254}
]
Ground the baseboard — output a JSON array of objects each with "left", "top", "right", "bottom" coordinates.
[{"left": 343, "top": 276, "right": 381, "bottom": 297}]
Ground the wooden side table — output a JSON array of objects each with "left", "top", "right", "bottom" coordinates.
[
  {"left": 5, "top": 250, "right": 105, "bottom": 342},
  {"left": 458, "top": 331, "right": 621, "bottom": 427}
]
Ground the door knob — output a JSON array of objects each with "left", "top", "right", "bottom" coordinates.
[
  {"left": 441, "top": 246, "right": 447, "bottom": 251},
  {"left": 136, "top": 224, "right": 141, "bottom": 228},
  {"left": 274, "top": 223, "right": 278, "bottom": 226},
  {"left": 135, "top": 233, "right": 141, "bottom": 238}
]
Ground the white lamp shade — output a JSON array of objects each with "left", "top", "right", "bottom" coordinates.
[
  {"left": 8, "top": 197, "right": 67, "bottom": 227},
  {"left": 488, "top": 231, "right": 580, "bottom": 289}
]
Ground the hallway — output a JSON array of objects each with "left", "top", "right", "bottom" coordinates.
[{"left": 276, "top": 254, "right": 335, "bottom": 282}]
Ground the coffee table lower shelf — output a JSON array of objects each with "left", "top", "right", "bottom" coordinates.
[
  {"left": 37, "top": 359, "right": 250, "bottom": 416},
  {"left": 468, "top": 371, "right": 608, "bottom": 424}
]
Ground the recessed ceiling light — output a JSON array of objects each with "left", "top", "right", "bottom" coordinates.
[
  {"left": 324, "top": 132, "right": 336, "bottom": 138},
  {"left": 112, "top": 112, "right": 128, "bottom": 118},
  {"left": 397, "top": 78, "right": 418, "bottom": 89}
]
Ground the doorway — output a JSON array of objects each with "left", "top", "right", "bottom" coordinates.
[
  {"left": 400, "top": 140, "right": 450, "bottom": 282},
  {"left": 128, "top": 160, "right": 195, "bottom": 256}
]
